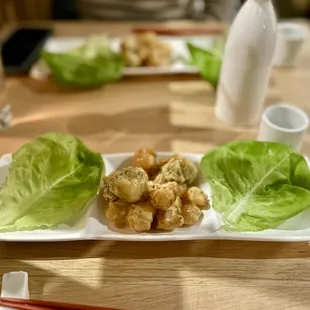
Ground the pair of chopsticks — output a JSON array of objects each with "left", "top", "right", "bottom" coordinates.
[
  {"left": 132, "top": 27, "right": 223, "bottom": 36},
  {"left": 0, "top": 297, "right": 124, "bottom": 310}
]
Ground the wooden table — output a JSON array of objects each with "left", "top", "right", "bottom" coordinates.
[{"left": 0, "top": 21, "right": 310, "bottom": 310}]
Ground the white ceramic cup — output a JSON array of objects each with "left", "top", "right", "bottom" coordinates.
[
  {"left": 273, "top": 22, "right": 307, "bottom": 67},
  {"left": 257, "top": 104, "right": 309, "bottom": 150}
]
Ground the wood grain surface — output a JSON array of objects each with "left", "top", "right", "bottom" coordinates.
[{"left": 0, "top": 21, "right": 310, "bottom": 310}]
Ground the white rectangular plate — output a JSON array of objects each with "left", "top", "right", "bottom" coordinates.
[
  {"left": 38, "top": 35, "right": 217, "bottom": 76},
  {"left": 1, "top": 152, "right": 310, "bottom": 242}
]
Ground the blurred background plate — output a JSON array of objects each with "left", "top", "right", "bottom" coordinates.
[{"left": 41, "top": 35, "right": 217, "bottom": 76}]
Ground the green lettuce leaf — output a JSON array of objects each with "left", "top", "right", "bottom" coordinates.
[
  {"left": 201, "top": 141, "right": 310, "bottom": 232},
  {"left": 42, "top": 37, "right": 123, "bottom": 88},
  {"left": 186, "top": 42, "right": 223, "bottom": 89},
  {"left": 0, "top": 132, "right": 104, "bottom": 232}
]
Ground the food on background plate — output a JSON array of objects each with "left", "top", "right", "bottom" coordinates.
[
  {"left": 121, "top": 32, "right": 173, "bottom": 67},
  {"left": 0, "top": 132, "right": 104, "bottom": 232},
  {"left": 32, "top": 34, "right": 225, "bottom": 89},
  {"left": 201, "top": 140, "right": 310, "bottom": 232},
  {"left": 102, "top": 148, "right": 209, "bottom": 232}
]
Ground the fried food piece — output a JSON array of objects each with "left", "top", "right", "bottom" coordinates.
[
  {"left": 121, "top": 32, "right": 172, "bottom": 68},
  {"left": 138, "top": 32, "right": 158, "bottom": 47},
  {"left": 159, "top": 181, "right": 187, "bottom": 197},
  {"left": 159, "top": 154, "right": 181, "bottom": 167},
  {"left": 170, "top": 182, "right": 187, "bottom": 197},
  {"left": 102, "top": 167, "right": 148, "bottom": 203},
  {"left": 147, "top": 181, "right": 177, "bottom": 210},
  {"left": 138, "top": 46, "right": 149, "bottom": 63},
  {"left": 184, "top": 187, "right": 209, "bottom": 209},
  {"left": 157, "top": 41, "right": 172, "bottom": 57},
  {"left": 127, "top": 201, "right": 155, "bottom": 232},
  {"left": 182, "top": 204, "right": 202, "bottom": 226},
  {"left": 159, "top": 158, "right": 169, "bottom": 167},
  {"left": 121, "top": 35, "right": 138, "bottom": 51},
  {"left": 147, "top": 181, "right": 187, "bottom": 210},
  {"left": 155, "top": 157, "right": 198, "bottom": 185},
  {"left": 134, "top": 148, "right": 158, "bottom": 175},
  {"left": 106, "top": 201, "right": 129, "bottom": 229},
  {"left": 145, "top": 51, "right": 163, "bottom": 67},
  {"left": 122, "top": 51, "right": 141, "bottom": 67},
  {"left": 157, "top": 197, "right": 184, "bottom": 231},
  {"left": 145, "top": 41, "right": 172, "bottom": 66}
]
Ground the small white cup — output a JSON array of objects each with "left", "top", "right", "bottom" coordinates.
[
  {"left": 257, "top": 104, "right": 309, "bottom": 150},
  {"left": 273, "top": 22, "right": 307, "bottom": 67}
]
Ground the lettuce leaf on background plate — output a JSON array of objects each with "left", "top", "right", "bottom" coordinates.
[
  {"left": 42, "top": 36, "right": 123, "bottom": 88},
  {"left": 186, "top": 41, "right": 223, "bottom": 89},
  {"left": 0, "top": 132, "right": 104, "bottom": 232},
  {"left": 201, "top": 141, "right": 310, "bottom": 232}
]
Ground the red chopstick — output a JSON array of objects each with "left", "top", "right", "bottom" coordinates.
[
  {"left": 0, "top": 299, "right": 54, "bottom": 310},
  {"left": 0, "top": 297, "right": 124, "bottom": 310},
  {"left": 132, "top": 27, "right": 223, "bottom": 36}
]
